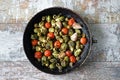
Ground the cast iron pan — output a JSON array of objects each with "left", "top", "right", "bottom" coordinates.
[{"left": 23, "top": 7, "right": 92, "bottom": 74}]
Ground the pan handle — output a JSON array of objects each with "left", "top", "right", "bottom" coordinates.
[{"left": 92, "top": 37, "right": 97, "bottom": 44}]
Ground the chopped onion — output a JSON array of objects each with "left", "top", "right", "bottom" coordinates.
[
  {"left": 70, "top": 33, "right": 77, "bottom": 41},
  {"left": 72, "top": 22, "right": 82, "bottom": 29},
  {"left": 56, "top": 21, "right": 62, "bottom": 29}
]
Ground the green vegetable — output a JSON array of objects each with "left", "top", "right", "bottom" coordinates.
[
  {"left": 56, "top": 16, "right": 64, "bottom": 21},
  {"left": 74, "top": 49, "right": 82, "bottom": 56},
  {"left": 76, "top": 41, "right": 80, "bottom": 49},
  {"left": 60, "top": 43, "right": 68, "bottom": 51},
  {"left": 58, "top": 52, "right": 65, "bottom": 59},
  {"left": 34, "top": 23, "right": 38, "bottom": 27},
  {"left": 45, "top": 61, "right": 49, "bottom": 67},
  {"left": 31, "top": 34, "right": 37, "bottom": 39},
  {"left": 62, "top": 22, "right": 67, "bottom": 27},
  {"left": 51, "top": 19, "right": 56, "bottom": 27},
  {"left": 52, "top": 49, "right": 59, "bottom": 58},
  {"left": 57, "top": 38, "right": 64, "bottom": 43},
  {"left": 64, "top": 56, "right": 69, "bottom": 62},
  {"left": 42, "top": 56, "right": 47, "bottom": 61},
  {"left": 68, "top": 40, "right": 75, "bottom": 52},
  {"left": 39, "top": 21, "right": 44, "bottom": 27},
  {"left": 46, "top": 15, "right": 51, "bottom": 22},
  {"left": 61, "top": 61, "right": 67, "bottom": 67},
  {"left": 68, "top": 29, "right": 74, "bottom": 36},
  {"left": 34, "top": 28, "right": 39, "bottom": 33},
  {"left": 49, "top": 27, "right": 54, "bottom": 32},
  {"left": 62, "top": 35, "right": 69, "bottom": 43},
  {"left": 39, "top": 36, "right": 46, "bottom": 43},
  {"left": 40, "top": 27, "right": 47, "bottom": 35},
  {"left": 53, "top": 15, "right": 57, "bottom": 19},
  {"left": 42, "top": 16, "right": 46, "bottom": 21},
  {"left": 50, "top": 59, "right": 57, "bottom": 63},
  {"left": 49, "top": 63, "right": 55, "bottom": 69},
  {"left": 35, "top": 46, "right": 41, "bottom": 51}
]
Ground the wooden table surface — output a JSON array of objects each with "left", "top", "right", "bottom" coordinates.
[{"left": 0, "top": 0, "right": 120, "bottom": 80}]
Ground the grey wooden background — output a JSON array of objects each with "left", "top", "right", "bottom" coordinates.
[{"left": 0, "top": 0, "right": 120, "bottom": 80}]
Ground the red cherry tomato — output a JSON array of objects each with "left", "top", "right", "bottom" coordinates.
[
  {"left": 47, "top": 32, "right": 55, "bottom": 39},
  {"left": 45, "top": 22, "right": 51, "bottom": 28},
  {"left": 61, "top": 27, "right": 68, "bottom": 35},
  {"left": 65, "top": 50, "right": 72, "bottom": 57},
  {"left": 68, "top": 18, "right": 75, "bottom": 26},
  {"left": 44, "top": 50, "right": 52, "bottom": 57},
  {"left": 80, "top": 37, "right": 87, "bottom": 45},
  {"left": 70, "top": 56, "right": 76, "bottom": 63},
  {"left": 54, "top": 40, "right": 61, "bottom": 48},
  {"left": 34, "top": 52, "right": 42, "bottom": 59},
  {"left": 32, "top": 39, "right": 38, "bottom": 46}
]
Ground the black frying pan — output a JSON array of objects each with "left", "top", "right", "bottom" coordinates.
[{"left": 23, "top": 7, "right": 92, "bottom": 74}]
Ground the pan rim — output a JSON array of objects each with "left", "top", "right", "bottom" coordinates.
[{"left": 23, "top": 7, "right": 92, "bottom": 75}]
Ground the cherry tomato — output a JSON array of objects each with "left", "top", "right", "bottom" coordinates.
[
  {"left": 54, "top": 40, "right": 61, "bottom": 48},
  {"left": 45, "top": 22, "right": 51, "bottom": 28},
  {"left": 65, "top": 50, "right": 72, "bottom": 57},
  {"left": 32, "top": 39, "right": 38, "bottom": 46},
  {"left": 34, "top": 52, "right": 42, "bottom": 59},
  {"left": 61, "top": 27, "right": 68, "bottom": 35},
  {"left": 68, "top": 18, "right": 75, "bottom": 26},
  {"left": 70, "top": 56, "right": 76, "bottom": 63},
  {"left": 44, "top": 50, "right": 52, "bottom": 57},
  {"left": 80, "top": 37, "right": 87, "bottom": 45},
  {"left": 47, "top": 32, "right": 55, "bottom": 39}
]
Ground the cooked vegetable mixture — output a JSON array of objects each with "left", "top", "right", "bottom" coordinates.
[{"left": 31, "top": 14, "right": 87, "bottom": 72}]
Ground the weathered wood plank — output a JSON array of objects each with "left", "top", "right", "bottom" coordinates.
[
  {"left": 0, "top": 0, "right": 119, "bottom": 24},
  {"left": 0, "top": 24, "right": 120, "bottom": 62},
  {"left": 0, "top": 61, "right": 120, "bottom": 80},
  {"left": 88, "top": 23, "right": 120, "bottom": 62}
]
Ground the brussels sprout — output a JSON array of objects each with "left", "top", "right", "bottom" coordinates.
[
  {"left": 42, "top": 16, "right": 46, "bottom": 21},
  {"left": 76, "top": 41, "right": 80, "bottom": 49},
  {"left": 41, "top": 56, "right": 47, "bottom": 62},
  {"left": 68, "top": 40, "right": 75, "bottom": 52},
  {"left": 46, "top": 15, "right": 51, "bottom": 22},
  {"left": 34, "top": 28, "right": 39, "bottom": 33},
  {"left": 74, "top": 49, "right": 82, "bottom": 56},
  {"left": 49, "top": 27, "right": 54, "bottom": 32},
  {"left": 50, "top": 58, "right": 57, "bottom": 63},
  {"left": 53, "top": 52, "right": 59, "bottom": 58},
  {"left": 68, "top": 40, "right": 75, "bottom": 47},
  {"left": 68, "top": 29, "right": 74, "bottom": 36},
  {"left": 40, "top": 27, "right": 47, "bottom": 35},
  {"left": 58, "top": 52, "right": 65, "bottom": 59},
  {"left": 34, "top": 23, "right": 38, "bottom": 27},
  {"left": 39, "top": 21, "right": 44, "bottom": 27},
  {"left": 62, "top": 35, "right": 69, "bottom": 43},
  {"left": 35, "top": 46, "right": 41, "bottom": 51},
  {"left": 31, "top": 34, "right": 37, "bottom": 39},
  {"left": 39, "top": 36, "right": 46, "bottom": 43},
  {"left": 64, "top": 56, "right": 69, "bottom": 62},
  {"left": 61, "top": 60, "right": 67, "bottom": 67},
  {"left": 51, "top": 19, "right": 56, "bottom": 27},
  {"left": 60, "top": 43, "right": 68, "bottom": 51},
  {"left": 49, "top": 63, "right": 55, "bottom": 69}
]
